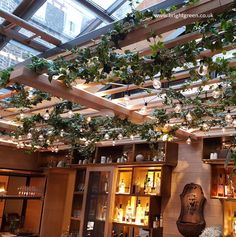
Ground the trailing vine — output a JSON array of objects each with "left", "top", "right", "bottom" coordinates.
[{"left": 0, "top": 0, "right": 235, "bottom": 158}]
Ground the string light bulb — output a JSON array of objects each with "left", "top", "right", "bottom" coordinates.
[
  {"left": 60, "top": 129, "right": 64, "bottom": 137},
  {"left": 186, "top": 137, "right": 192, "bottom": 145},
  {"left": 43, "top": 110, "right": 50, "bottom": 120},
  {"left": 38, "top": 134, "right": 44, "bottom": 141},
  {"left": 197, "top": 61, "right": 208, "bottom": 76},
  {"left": 68, "top": 110, "right": 73, "bottom": 118},
  {"left": 16, "top": 142, "right": 20, "bottom": 149},
  {"left": 19, "top": 112, "right": 24, "bottom": 120},
  {"left": 27, "top": 132, "right": 32, "bottom": 140},
  {"left": 112, "top": 140, "right": 116, "bottom": 146},
  {"left": 87, "top": 116, "right": 91, "bottom": 123},
  {"left": 46, "top": 139, "right": 51, "bottom": 145},
  {"left": 202, "top": 123, "right": 209, "bottom": 131},
  {"left": 117, "top": 133, "right": 123, "bottom": 140},
  {"left": 225, "top": 110, "right": 233, "bottom": 124},
  {"left": 18, "top": 135, "right": 22, "bottom": 141},
  {"left": 174, "top": 103, "right": 182, "bottom": 113},
  {"left": 140, "top": 102, "right": 148, "bottom": 115},
  {"left": 130, "top": 134, "right": 134, "bottom": 140},
  {"left": 153, "top": 78, "right": 161, "bottom": 89},
  {"left": 186, "top": 112, "right": 193, "bottom": 122},
  {"left": 212, "top": 90, "right": 221, "bottom": 99},
  {"left": 55, "top": 146, "right": 59, "bottom": 153},
  {"left": 20, "top": 142, "right": 24, "bottom": 149},
  {"left": 104, "top": 133, "right": 110, "bottom": 140},
  {"left": 85, "top": 140, "right": 89, "bottom": 146}
]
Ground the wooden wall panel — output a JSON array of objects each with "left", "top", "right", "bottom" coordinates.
[
  {"left": 163, "top": 141, "right": 223, "bottom": 237},
  {"left": 24, "top": 177, "right": 46, "bottom": 234},
  {"left": 0, "top": 146, "right": 39, "bottom": 170}
]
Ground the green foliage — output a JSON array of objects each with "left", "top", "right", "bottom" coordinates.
[{"left": 0, "top": 67, "right": 13, "bottom": 87}]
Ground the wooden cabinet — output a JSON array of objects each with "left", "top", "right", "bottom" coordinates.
[
  {"left": 70, "top": 168, "right": 86, "bottom": 236},
  {"left": 80, "top": 166, "right": 116, "bottom": 237},
  {"left": 66, "top": 141, "right": 178, "bottom": 237},
  {"left": 111, "top": 166, "right": 171, "bottom": 237},
  {"left": 40, "top": 168, "right": 76, "bottom": 237},
  {"left": 0, "top": 169, "right": 46, "bottom": 235},
  {"left": 74, "top": 141, "right": 178, "bottom": 166},
  {"left": 203, "top": 137, "right": 236, "bottom": 237}
]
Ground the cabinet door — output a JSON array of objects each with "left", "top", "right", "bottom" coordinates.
[{"left": 81, "top": 167, "right": 116, "bottom": 237}]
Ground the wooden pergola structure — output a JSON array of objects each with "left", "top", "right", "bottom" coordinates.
[{"left": 0, "top": 0, "right": 235, "bottom": 149}]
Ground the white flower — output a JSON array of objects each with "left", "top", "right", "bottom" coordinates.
[{"left": 199, "top": 226, "right": 222, "bottom": 237}]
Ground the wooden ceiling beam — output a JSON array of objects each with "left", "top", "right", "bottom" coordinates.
[
  {"left": 120, "top": 0, "right": 234, "bottom": 48},
  {"left": 0, "top": 26, "right": 49, "bottom": 52},
  {"left": 0, "top": 9, "right": 61, "bottom": 46},
  {"left": 10, "top": 67, "right": 148, "bottom": 124}
]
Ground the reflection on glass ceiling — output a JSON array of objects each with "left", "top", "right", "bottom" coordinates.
[
  {"left": 28, "top": 0, "right": 96, "bottom": 44},
  {"left": 90, "top": 0, "right": 117, "bottom": 10},
  {"left": 0, "top": 0, "right": 22, "bottom": 23},
  {"left": 0, "top": 40, "right": 39, "bottom": 70}
]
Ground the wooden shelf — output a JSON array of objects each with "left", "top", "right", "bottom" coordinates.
[
  {"left": 71, "top": 216, "right": 80, "bottom": 221},
  {"left": 115, "top": 193, "right": 160, "bottom": 197},
  {"left": 112, "top": 221, "right": 149, "bottom": 228},
  {"left": 70, "top": 161, "right": 175, "bottom": 168},
  {"left": 0, "top": 195, "right": 43, "bottom": 200},
  {"left": 202, "top": 159, "right": 229, "bottom": 164},
  {"left": 211, "top": 196, "right": 236, "bottom": 201}
]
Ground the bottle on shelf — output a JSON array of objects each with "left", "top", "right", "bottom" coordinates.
[
  {"left": 101, "top": 200, "right": 107, "bottom": 220},
  {"left": 135, "top": 200, "right": 143, "bottom": 224},
  {"left": 104, "top": 174, "right": 109, "bottom": 193},
  {"left": 144, "top": 203, "right": 149, "bottom": 226},
  {"left": 117, "top": 204, "right": 124, "bottom": 222},
  {"left": 217, "top": 173, "right": 225, "bottom": 197},
  {"left": 144, "top": 174, "right": 148, "bottom": 194},
  {"left": 153, "top": 216, "right": 160, "bottom": 229},
  {"left": 225, "top": 174, "right": 234, "bottom": 198},
  {"left": 159, "top": 213, "right": 163, "bottom": 227},
  {"left": 232, "top": 212, "right": 236, "bottom": 235},
  {"left": 125, "top": 200, "right": 133, "bottom": 223},
  {"left": 119, "top": 179, "right": 126, "bottom": 194},
  {"left": 155, "top": 172, "right": 161, "bottom": 195},
  {"left": 144, "top": 177, "right": 151, "bottom": 194}
]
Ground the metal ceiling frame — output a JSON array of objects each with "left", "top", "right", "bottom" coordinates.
[
  {"left": 79, "top": 0, "right": 127, "bottom": 36},
  {"left": 18, "top": 0, "right": 185, "bottom": 64},
  {"left": 0, "top": 0, "right": 47, "bottom": 50},
  {"left": 78, "top": 0, "right": 115, "bottom": 23}
]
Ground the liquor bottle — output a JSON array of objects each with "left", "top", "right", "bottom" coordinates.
[
  {"left": 159, "top": 213, "right": 163, "bottom": 227},
  {"left": 146, "top": 178, "right": 151, "bottom": 194},
  {"left": 225, "top": 174, "right": 234, "bottom": 198},
  {"left": 144, "top": 203, "right": 149, "bottom": 225},
  {"left": 144, "top": 174, "right": 148, "bottom": 194},
  {"left": 119, "top": 179, "right": 125, "bottom": 194},
  {"left": 135, "top": 200, "right": 143, "bottom": 224},
  {"left": 155, "top": 172, "right": 161, "bottom": 195},
  {"left": 217, "top": 173, "right": 225, "bottom": 197},
  {"left": 104, "top": 174, "right": 109, "bottom": 193},
  {"left": 153, "top": 216, "right": 160, "bottom": 229},
  {"left": 117, "top": 204, "right": 123, "bottom": 222},
  {"left": 233, "top": 212, "right": 236, "bottom": 235},
  {"left": 101, "top": 200, "right": 107, "bottom": 220},
  {"left": 125, "top": 200, "right": 133, "bottom": 223}
]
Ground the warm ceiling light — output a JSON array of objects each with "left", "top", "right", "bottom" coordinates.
[
  {"left": 68, "top": 110, "right": 73, "bottom": 118},
  {"left": 153, "top": 78, "right": 161, "bottom": 89},
  {"left": 43, "top": 110, "right": 50, "bottom": 120}
]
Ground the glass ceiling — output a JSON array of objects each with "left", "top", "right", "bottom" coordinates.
[{"left": 0, "top": 0, "right": 145, "bottom": 70}]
